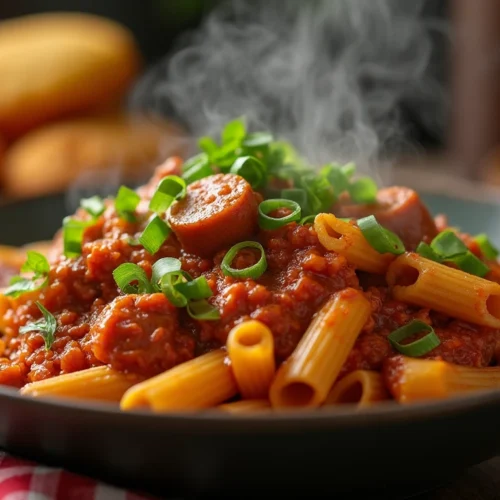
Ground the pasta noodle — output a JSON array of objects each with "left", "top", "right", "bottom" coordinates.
[
  {"left": 388, "top": 356, "right": 500, "bottom": 403},
  {"left": 269, "top": 288, "right": 371, "bottom": 408},
  {"left": 325, "top": 370, "right": 389, "bottom": 407},
  {"left": 386, "top": 252, "right": 500, "bottom": 328},
  {"left": 120, "top": 349, "right": 238, "bottom": 412},
  {"left": 21, "top": 366, "right": 141, "bottom": 402},
  {"left": 314, "top": 213, "right": 395, "bottom": 274},
  {"left": 226, "top": 320, "right": 275, "bottom": 399},
  {"left": 217, "top": 399, "right": 271, "bottom": 413}
]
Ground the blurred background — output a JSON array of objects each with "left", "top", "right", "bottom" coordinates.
[{"left": 1, "top": 0, "right": 500, "bottom": 209}]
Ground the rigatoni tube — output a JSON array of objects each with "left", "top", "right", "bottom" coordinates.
[
  {"left": 120, "top": 349, "right": 238, "bottom": 412},
  {"left": 21, "top": 366, "right": 141, "bottom": 402},
  {"left": 386, "top": 252, "right": 500, "bottom": 328},
  {"left": 226, "top": 320, "right": 275, "bottom": 399},
  {"left": 314, "top": 213, "right": 395, "bottom": 274},
  {"left": 269, "top": 288, "right": 371, "bottom": 408}
]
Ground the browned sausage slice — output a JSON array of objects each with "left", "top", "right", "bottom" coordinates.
[
  {"left": 167, "top": 173, "right": 258, "bottom": 257},
  {"left": 335, "top": 186, "right": 438, "bottom": 250}
]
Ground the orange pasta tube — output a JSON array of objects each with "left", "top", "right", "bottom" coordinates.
[
  {"left": 324, "top": 370, "right": 389, "bottom": 407},
  {"left": 269, "top": 288, "right": 371, "bottom": 408},
  {"left": 217, "top": 399, "right": 271, "bottom": 413},
  {"left": 226, "top": 320, "right": 275, "bottom": 399},
  {"left": 387, "top": 356, "right": 500, "bottom": 403},
  {"left": 120, "top": 349, "right": 238, "bottom": 412},
  {"left": 386, "top": 252, "right": 500, "bottom": 328},
  {"left": 314, "top": 213, "right": 394, "bottom": 274},
  {"left": 20, "top": 366, "right": 141, "bottom": 402}
]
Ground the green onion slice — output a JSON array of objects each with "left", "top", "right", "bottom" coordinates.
[
  {"left": 222, "top": 118, "right": 246, "bottom": 144},
  {"left": 183, "top": 162, "right": 214, "bottom": 184},
  {"left": 281, "top": 188, "right": 308, "bottom": 210},
  {"left": 139, "top": 215, "right": 171, "bottom": 255},
  {"left": 160, "top": 271, "right": 189, "bottom": 307},
  {"left": 452, "top": 252, "right": 490, "bottom": 278},
  {"left": 357, "top": 215, "right": 405, "bottom": 255},
  {"left": 62, "top": 217, "right": 91, "bottom": 257},
  {"left": 182, "top": 153, "right": 209, "bottom": 173},
  {"left": 474, "top": 233, "right": 499, "bottom": 260},
  {"left": 149, "top": 176, "right": 187, "bottom": 213},
  {"left": 221, "top": 241, "right": 267, "bottom": 279},
  {"left": 229, "top": 156, "right": 267, "bottom": 189},
  {"left": 198, "top": 137, "right": 218, "bottom": 155},
  {"left": 321, "top": 164, "right": 349, "bottom": 197},
  {"left": 341, "top": 162, "right": 356, "bottom": 178},
  {"left": 300, "top": 215, "right": 317, "bottom": 225},
  {"left": 19, "top": 301, "right": 57, "bottom": 350},
  {"left": 151, "top": 257, "right": 182, "bottom": 289},
  {"left": 388, "top": 320, "right": 441, "bottom": 357},
  {"left": 175, "top": 276, "right": 213, "bottom": 300},
  {"left": 187, "top": 299, "right": 221, "bottom": 320},
  {"left": 115, "top": 186, "right": 141, "bottom": 222},
  {"left": 80, "top": 196, "right": 105, "bottom": 218},
  {"left": 348, "top": 177, "right": 378, "bottom": 204},
  {"left": 430, "top": 230, "right": 468, "bottom": 257},
  {"left": 416, "top": 242, "right": 442, "bottom": 262},
  {"left": 112, "top": 263, "right": 153, "bottom": 294},
  {"left": 258, "top": 199, "right": 302, "bottom": 230}
]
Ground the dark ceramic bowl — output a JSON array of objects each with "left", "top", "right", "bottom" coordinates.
[{"left": 0, "top": 191, "right": 499, "bottom": 498}]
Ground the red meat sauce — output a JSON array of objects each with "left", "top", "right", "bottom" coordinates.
[{"left": 0, "top": 160, "right": 498, "bottom": 389}]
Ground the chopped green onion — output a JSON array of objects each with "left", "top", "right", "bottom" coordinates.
[
  {"left": 301, "top": 174, "right": 336, "bottom": 214},
  {"left": 416, "top": 242, "right": 442, "bottom": 262},
  {"left": 430, "top": 230, "right": 468, "bottom": 258},
  {"left": 258, "top": 199, "right": 302, "bottom": 230},
  {"left": 242, "top": 132, "right": 273, "bottom": 149},
  {"left": 222, "top": 117, "right": 246, "bottom": 144},
  {"left": 139, "top": 215, "right": 171, "bottom": 255},
  {"left": 388, "top": 320, "right": 441, "bottom": 357},
  {"left": 321, "top": 164, "right": 349, "bottom": 197},
  {"left": 149, "top": 176, "right": 187, "bottom": 213},
  {"left": 112, "top": 263, "right": 153, "bottom": 294},
  {"left": 19, "top": 301, "right": 57, "bottom": 350},
  {"left": 160, "top": 271, "right": 189, "bottom": 307},
  {"left": 151, "top": 257, "right": 182, "bottom": 289},
  {"left": 183, "top": 162, "right": 214, "bottom": 184},
  {"left": 300, "top": 215, "right": 317, "bottom": 225},
  {"left": 474, "top": 233, "right": 499, "bottom": 260},
  {"left": 348, "top": 177, "right": 378, "bottom": 204},
  {"left": 452, "top": 252, "right": 490, "bottom": 278},
  {"left": 280, "top": 188, "right": 308, "bottom": 210},
  {"left": 182, "top": 153, "right": 209, "bottom": 173},
  {"left": 229, "top": 156, "right": 267, "bottom": 189},
  {"left": 115, "top": 186, "right": 140, "bottom": 222},
  {"left": 187, "top": 299, "right": 221, "bottom": 320},
  {"left": 175, "top": 276, "right": 213, "bottom": 300},
  {"left": 62, "top": 217, "right": 91, "bottom": 257},
  {"left": 341, "top": 162, "right": 356, "bottom": 178},
  {"left": 357, "top": 215, "right": 405, "bottom": 255},
  {"left": 21, "top": 251, "right": 50, "bottom": 276},
  {"left": 80, "top": 196, "right": 105, "bottom": 218},
  {"left": 221, "top": 241, "right": 267, "bottom": 279}
]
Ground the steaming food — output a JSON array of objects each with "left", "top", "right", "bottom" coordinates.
[
  {"left": 2, "top": 113, "right": 186, "bottom": 199},
  {"left": 0, "top": 12, "right": 141, "bottom": 140},
  {"left": 2, "top": 119, "right": 500, "bottom": 411}
]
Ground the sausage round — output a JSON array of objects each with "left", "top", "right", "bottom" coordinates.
[
  {"left": 167, "top": 173, "right": 258, "bottom": 257},
  {"left": 335, "top": 186, "right": 438, "bottom": 249}
]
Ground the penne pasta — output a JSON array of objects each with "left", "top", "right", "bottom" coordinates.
[
  {"left": 314, "top": 213, "right": 395, "bottom": 274},
  {"left": 226, "top": 320, "right": 275, "bottom": 399},
  {"left": 387, "top": 356, "right": 500, "bottom": 403},
  {"left": 386, "top": 252, "right": 500, "bottom": 328},
  {"left": 20, "top": 366, "right": 141, "bottom": 402},
  {"left": 120, "top": 349, "right": 238, "bottom": 412},
  {"left": 269, "top": 288, "right": 371, "bottom": 409},
  {"left": 324, "top": 370, "right": 389, "bottom": 407},
  {"left": 217, "top": 399, "right": 271, "bottom": 414}
]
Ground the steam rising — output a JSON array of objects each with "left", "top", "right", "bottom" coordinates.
[{"left": 131, "top": 0, "right": 447, "bottom": 178}]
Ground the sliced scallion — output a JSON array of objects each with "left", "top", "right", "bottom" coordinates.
[
  {"left": 388, "top": 320, "right": 441, "bottom": 357},
  {"left": 221, "top": 241, "right": 267, "bottom": 279},
  {"left": 357, "top": 215, "right": 405, "bottom": 255},
  {"left": 112, "top": 263, "right": 153, "bottom": 294},
  {"left": 149, "top": 176, "right": 187, "bottom": 213},
  {"left": 115, "top": 186, "right": 141, "bottom": 222},
  {"left": 474, "top": 233, "right": 499, "bottom": 260},
  {"left": 139, "top": 215, "right": 171, "bottom": 255},
  {"left": 229, "top": 156, "right": 267, "bottom": 189},
  {"left": 258, "top": 199, "right": 301, "bottom": 230}
]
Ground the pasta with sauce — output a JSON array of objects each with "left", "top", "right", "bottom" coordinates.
[{"left": 2, "top": 119, "right": 500, "bottom": 413}]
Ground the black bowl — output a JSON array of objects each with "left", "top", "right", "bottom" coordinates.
[{"left": 0, "top": 192, "right": 499, "bottom": 498}]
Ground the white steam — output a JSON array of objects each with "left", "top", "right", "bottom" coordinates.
[{"left": 131, "top": 0, "right": 447, "bottom": 179}]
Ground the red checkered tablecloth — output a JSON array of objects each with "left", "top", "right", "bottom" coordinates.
[{"left": 0, "top": 451, "right": 157, "bottom": 500}]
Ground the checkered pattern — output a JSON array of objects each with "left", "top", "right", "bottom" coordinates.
[{"left": 0, "top": 452, "right": 156, "bottom": 500}]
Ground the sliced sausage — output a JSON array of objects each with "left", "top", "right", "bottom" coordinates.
[
  {"left": 334, "top": 186, "right": 438, "bottom": 249},
  {"left": 167, "top": 173, "right": 258, "bottom": 257}
]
